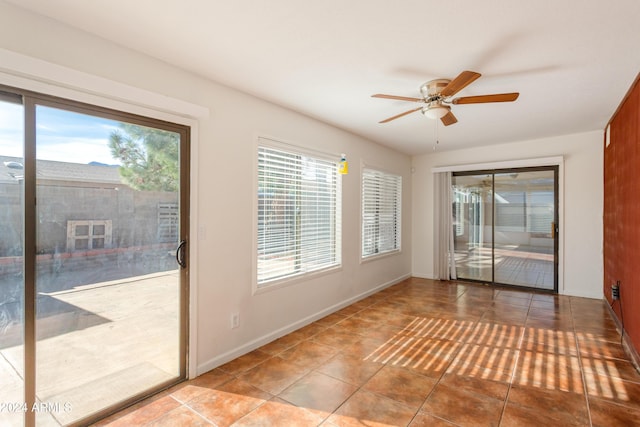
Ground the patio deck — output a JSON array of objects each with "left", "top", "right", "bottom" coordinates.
[
  {"left": 0, "top": 271, "right": 180, "bottom": 426},
  {"left": 454, "top": 245, "right": 555, "bottom": 290}
]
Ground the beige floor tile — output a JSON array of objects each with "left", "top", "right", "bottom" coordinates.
[{"left": 26, "top": 277, "right": 629, "bottom": 426}]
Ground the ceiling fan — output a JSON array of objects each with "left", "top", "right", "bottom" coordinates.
[{"left": 372, "top": 70, "right": 519, "bottom": 126}]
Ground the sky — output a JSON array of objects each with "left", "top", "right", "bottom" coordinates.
[{"left": 0, "top": 101, "right": 122, "bottom": 165}]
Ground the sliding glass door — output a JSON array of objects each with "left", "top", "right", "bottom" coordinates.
[
  {"left": 0, "top": 86, "right": 190, "bottom": 426},
  {"left": 451, "top": 174, "right": 494, "bottom": 283},
  {"left": 453, "top": 167, "right": 558, "bottom": 291},
  {"left": 0, "top": 91, "right": 25, "bottom": 427}
]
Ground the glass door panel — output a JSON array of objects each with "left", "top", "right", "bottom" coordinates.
[
  {"left": 0, "top": 93, "right": 25, "bottom": 426},
  {"left": 453, "top": 168, "right": 558, "bottom": 291},
  {"left": 34, "top": 105, "right": 184, "bottom": 425},
  {"left": 493, "top": 170, "right": 556, "bottom": 290},
  {"left": 452, "top": 174, "right": 494, "bottom": 283}
]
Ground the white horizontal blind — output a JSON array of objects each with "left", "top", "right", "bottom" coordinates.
[
  {"left": 257, "top": 144, "right": 341, "bottom": 285},
  {"left": 494, "top": 190, "right": 554, "bottom": 234},
  {"left": 362, "top": 168, "right": 401, "bottom": 258}
]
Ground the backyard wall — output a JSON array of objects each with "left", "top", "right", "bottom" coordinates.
[{"left": 0, "top": 159, "right": 178, "bottom": 256}]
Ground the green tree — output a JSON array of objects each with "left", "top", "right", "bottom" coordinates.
[{"left": 109, "top": 123, "right": 179, "bottom": 192}]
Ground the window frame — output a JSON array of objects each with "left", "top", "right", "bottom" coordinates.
[
  {"left": 253, "top": 137, "right": 342, "bottom": 292},
  {"left": 361, "top": 165, "right": 402, "bottom": 260}
]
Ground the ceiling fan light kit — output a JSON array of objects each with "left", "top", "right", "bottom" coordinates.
[
  {"left": 372, "top": 70, "right": 519, "bottom": 126},
  {"left": 422, "top": 103, "right": 450, "bottom": 119}
]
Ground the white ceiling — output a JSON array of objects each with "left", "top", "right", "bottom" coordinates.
[{"left": 9, "top": 0, "right": 640, "bottom": 155}]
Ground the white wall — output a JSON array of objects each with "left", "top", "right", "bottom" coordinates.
[
  {"left": 0, "top": 2, "right": 412, "bottom": 375},
  {"left": 412, "top": 131, "right": 603, "bottom": 299}
]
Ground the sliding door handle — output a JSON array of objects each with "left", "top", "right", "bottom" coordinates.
[
  {"left": 176, "top": 239, "right": 187, "bottom": 268},
  {"left": 551, "top": 222, "right": 556, "bottom": 239}
]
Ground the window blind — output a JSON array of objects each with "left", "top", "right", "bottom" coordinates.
[
  {"left": 362, "top": 168, "right": 401, "bottom": 258},
  {"left": 257, "top": 144, "right": 341, "bottom": 285}
]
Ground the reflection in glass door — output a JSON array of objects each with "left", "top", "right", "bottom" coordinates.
[
  {"left": 453, "top": 167, "right": 558, "bottom": 291},
  {"left": 452, "top": 174, "right": 494, "bottom": 283},
  {"left": 0, "top": 86, "right": 189, "bottom": 426},
  {"left": 0, "top": 91, "right": 25, "bottom": 426}
]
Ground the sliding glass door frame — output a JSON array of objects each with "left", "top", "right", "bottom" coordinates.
[
  {"left": 2, "top": 84, "right": 190, "bottom": 426},
  {"left": 452, "top": 166, "right": 559, "bottom": 293}
]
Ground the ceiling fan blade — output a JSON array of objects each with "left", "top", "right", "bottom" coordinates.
[
  {"left": 441, "top": 111, "right": 458, "bottom": 126},
  {"left": 379, "top": 107, "right": 422, "bottom": 123},
  {"left": 440, "top": 71, "right": 481, "bottom": 97},
  {"left": 452, "top": 93, "right": 520, "bottom": 104},
  {"left": 372, "top": 94, "right": 423, "bottom": 103}
]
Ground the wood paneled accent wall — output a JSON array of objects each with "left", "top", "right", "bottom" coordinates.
[{"left": 604, "top": 73, "right": 640, "bottom": 363}]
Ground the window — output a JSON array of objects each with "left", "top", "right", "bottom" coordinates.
[
  {"left": 157, "top": 202, "right": 179, "bottom": 242},
  {"left": 495, "top": 190, "right": 554, "bottom": 235},
  {"left": 453, "top": 190, "right": 465, "bottom": 237},
  {"left": 362, "top": 168, "right": 401, "bottom": 258},
  {"left": 257, "top": 141, "right": 341, "bottom": 286},
  {"left": 66, "top": 220, "right": 112, "bottom": 251}
]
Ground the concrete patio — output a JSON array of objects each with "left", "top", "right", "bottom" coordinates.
[
  {"left": 454, "top": 245, "right": 555, "bottom": 290},
  {"left": 0, "top": 271, "right": 180, "bottom": 426}
]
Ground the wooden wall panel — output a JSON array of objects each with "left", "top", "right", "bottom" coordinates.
[{"left": 604, "top": 73, "right": 640, "bottom": 358}]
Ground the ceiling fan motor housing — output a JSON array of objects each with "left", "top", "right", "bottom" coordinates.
[{"left": 420, "top": 79, "right": 451, "bottom": 99}]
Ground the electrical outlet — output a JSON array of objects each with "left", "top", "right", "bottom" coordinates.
[
  {"left": 231, "top": 312, "right": 240, "bottom": 329},
  {"left": 612, "top": 282, "right": 620, "bottom": 301}
]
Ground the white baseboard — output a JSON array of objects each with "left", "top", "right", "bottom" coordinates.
[
  {"left": 196, "top": 273, "right": 411, "bottom": 376},
  {"left": 411, "top": 272, "right": 436, "bottom": 280},
  {"left": 605, "top": 299, "right": 640, "bottom": 375}
]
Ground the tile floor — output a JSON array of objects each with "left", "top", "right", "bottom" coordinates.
[{"left": 94, "top": 277, "right": 640, "bottom": 426}]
